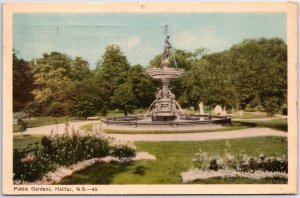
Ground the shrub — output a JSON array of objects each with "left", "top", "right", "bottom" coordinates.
[
  {"left": 193, "top": 141, "right": 287, "bottom": 173},
  {"left": 192, "top": 151, "right": 288, "bottom": 173},
  {"left": 111, "top": 142, "right": 136, "bottom": 158},
  {"left": 13, "top": 112, "right": 29, "bottom": 120},
  {"left": 17, "top": 119, "right": 28, "bottom": 133},
  {"left": 13, "top": 132, "right": 136, "bottom": 182}
]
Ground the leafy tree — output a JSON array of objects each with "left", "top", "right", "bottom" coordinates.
[
  {"left": 227, "top": 38, "right": 287, "bottom": 114},
  {"left": 13, "top": 52, "right": 34, "bottom": 112},
  {"left": 70, "top": 57, "right": 92, "bottom": 81},
  {"left": 30, "top": 52, "right": 74, "bottom": 116},
  {"left": 69, "top": 77, "right": 103, "bottom": 118},
  {"left": 94, "top": 45, "right": 130, "bottom": 109},
  {"left": 148, "top": 38, "right": 287, "bottom": 114},
  {"left": 111, "top": 82, "right": 134, "bottom": 116},
  {"left": 127, "top": 64, "right": 158, "bottom": 108}
]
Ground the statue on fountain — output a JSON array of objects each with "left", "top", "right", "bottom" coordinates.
[{"left": 146, "top": 34, "right": 185, "bottom": 121}]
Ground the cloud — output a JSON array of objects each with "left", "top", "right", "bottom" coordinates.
[
  {"left": 126, "top": 36, "right": 140, "bottom": 48},
  {"left": 173, "top": 27, "right": 223, "bottom": 52},
  {"left": 113, "top": 35, "right": 141, "bottom": 50}
]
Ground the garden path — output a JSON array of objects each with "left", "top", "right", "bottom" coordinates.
[
  {"left": 106, "top": 127, "right": 287, "bottom": 142},
  {"left": 15, "top": 120, "right": 99, "bottom": 136}
]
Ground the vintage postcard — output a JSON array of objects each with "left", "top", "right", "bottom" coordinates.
[{"left": 2, "top": 2, "right": 297, "bottom": 195}]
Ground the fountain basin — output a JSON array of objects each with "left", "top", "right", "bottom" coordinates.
[
  {"left": 146, "top": 67, "right": 185, "bottom": 79},
  {"left": 101, "top": 114, "right": 231, "bottom": 129}
]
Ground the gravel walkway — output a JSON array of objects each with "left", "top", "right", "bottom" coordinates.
[
  {"left": 106, "top": 127, "right": 287, "bottom": 142},
  {"left": 14, "top": 120, "right": 99, "bottom": 136}
]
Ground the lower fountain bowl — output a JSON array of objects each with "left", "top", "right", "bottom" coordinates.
[{"left": 101, "top": 114, "right": 231, "bottom": 128}]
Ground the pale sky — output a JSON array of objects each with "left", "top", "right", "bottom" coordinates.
[{"left": 13, "top": 13, "right": 286, "bottom": 68}]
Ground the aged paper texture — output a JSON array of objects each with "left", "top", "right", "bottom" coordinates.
[{"left": 2, "top": 2, "right": 297, "bottom": 195}]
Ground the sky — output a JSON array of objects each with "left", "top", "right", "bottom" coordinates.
[{"left": 13, "top": 13, "right": 286, "bottom": 68}]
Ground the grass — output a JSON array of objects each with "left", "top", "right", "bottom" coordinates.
[
  {"left": 103, "top": 122, "right": 252, "bottom": 134},
  {"left": 13, "top": 134, "right": 45, "bottom": 151},
  {"left": 79, "top": 123, "right": 94, "bottom": 131},
  {"left": 13, "top": 116, "right": 78, "bottom": 132},
  {"left": 230, "top": 114, "right": 271, "bottom": 119},
  {"left": 59, "top": 136, "right": 287, "bottom": 184},
  {"left": 237, "top": 119, "right": 287, "bottom": 132},
  {"left": 79, "top": 122, "right": 256, "bottom": 134}
]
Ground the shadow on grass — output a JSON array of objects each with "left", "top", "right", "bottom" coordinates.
[
  {"left": 59, "top": 161, "right": 131, "bottom": 184},
  {"left": 235, "top": 120, "right": 288, "bottom": 132},
  {"left": 233, "top": 121, "right": 257, "bottom": 128},
  {"left": 133, "top": 165, "right": 148, "bottom": 176}
]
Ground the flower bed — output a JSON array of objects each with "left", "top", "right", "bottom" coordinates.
[
  {"left": 13, "top": 131, "right": 136, "bottom": 182},
  {"left": 181, "top": 141, "right": 288, "bottom": 183},
  {"left": 181, "top": 169, "right": 287, "bottom": 183},
  {"left": 14, "top": 152, "right": 156, "bottom": 185}
]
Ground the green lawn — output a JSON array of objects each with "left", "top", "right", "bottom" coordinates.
[
  {"left": 59, "top": 137, "right": 287, "bottom": 184},
  {"left": 104, "top": 122, "right": 251, "bottom": 134},
  {"left": 79, "top": 123, "right": 94, "bottom": 131},
  {"left": 230, "top": 114, "right": 272, "bottom": 119},
  {"left": 237, "top": 119, "right": 287, "bottom": 132},
  {"left": 13, "top": 134, "right": 45, "bottom": 151}
]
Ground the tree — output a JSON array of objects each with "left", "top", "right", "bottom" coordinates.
[
  {"left": 69, "top": 77, "right": 103, "bottom": 118},
  {"left": 111, "top": 82, "right": 134, "bottom": 116},
  {"left": 226, "top": 38, "right": 287, "bottom": 114},
  {"left": 70, "top": 57, "right": 92, "bottom": 81},
  {"left": 13, "top": 52, "right": 34, "bottom": 112},
  {"left": 94, "top": 45, "right": 130, "bottom": 110},
  {"left": 127, "top": 64, "right": 158, "bottom": 108},
  {"left": 30, "top": 52, "right": 74, "bottom": 116}
]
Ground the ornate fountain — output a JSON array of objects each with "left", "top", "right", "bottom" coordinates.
[
  {"left": 101, "top": 33, "right": 231, "bottom": 129},
  {"left": 146, "top": 35, "right": 185, "bottom": 121}
]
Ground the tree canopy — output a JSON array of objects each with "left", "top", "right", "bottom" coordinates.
[
  {"left": 13, "top": 52, "right": 34, "bottom": 112},
  {"left": 14, "top": 38, "right": 287, "bottom": 116}
]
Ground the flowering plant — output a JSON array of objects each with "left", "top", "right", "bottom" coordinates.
[
  {"left": 192, "top": 141, "right": 287, "bottom": 173},
  {"left": 13, "top": 130, "right": 136, "bottom": 182}
]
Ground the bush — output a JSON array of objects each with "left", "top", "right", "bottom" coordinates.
[
  {"left": 111, "top": 143, "right": 136, "bottom": 158},
  {"left": 282, "top": 106, "right": 287, "bottom": 115},
  {"left": 17, "top": 119, "right": 28, "bottom": 132},
  {"left": 13, "top": 132, "right": 136, "bottom": 182},
  {"left": 13, "top": 112, "right": 29, "bottom": 120},
  {"left": 24, "top": 101, "right": 45, "bottom": 117},
  {"left": 263, "top": 96, "right": 281, "bottom": 116}
]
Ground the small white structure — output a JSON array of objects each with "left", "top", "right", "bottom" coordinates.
[
  {"left": 199, "top": 102, "right": 204, "bottom": 115},
  {"left": 214, "top": 105, "right": 223, "bottom": 115},
  {"left": 237, "top": 110, "right": 244, "bottom": 115}
]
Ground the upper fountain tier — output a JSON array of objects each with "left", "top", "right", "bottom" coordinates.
[
  {"left": 146, "top": 35, "right": 185, "bottom": 80},
  {"left": 147, "top": 67, "right": 185, "bottom": 80}
]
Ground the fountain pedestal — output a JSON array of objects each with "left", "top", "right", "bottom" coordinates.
[{"left": 146, "top": 36, "right": 185, "bottom": 121}]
